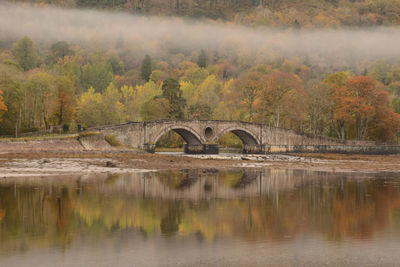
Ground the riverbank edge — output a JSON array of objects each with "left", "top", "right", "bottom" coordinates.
[
  {"left": 1, "top": 134, "right": 400, "bottom": 155},
  {"left": 1, "top": 149, "right": 400, "bottom": 174}
]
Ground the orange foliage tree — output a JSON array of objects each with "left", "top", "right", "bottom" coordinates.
[
  {"left": 51, "top": 76, "right": 75, "bottom": 126},
  {"left": 368, "top": 90, "right": 400, "bottom": 141},
  {"left": 0, "top": 89, "right": 7, "bottom": 122},
  {"left": 334, "top": 76, "right": 400, "bottom": 141},
  {"left": 233, "top": 71, "right": 267, "bottom": 122},
  {"left": 258, "top": 71, "right": 306, "bottom": 129}
]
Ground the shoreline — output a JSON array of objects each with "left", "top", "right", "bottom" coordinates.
[{"left": 0, "top": 151, "right": 400, "bottom": 177}]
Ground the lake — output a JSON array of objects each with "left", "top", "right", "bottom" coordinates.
[{"left": 1, "top": 168, "right": 400, "bottom": 266}]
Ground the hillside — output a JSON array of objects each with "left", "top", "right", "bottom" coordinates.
[
  {"left": 0, "top": 1, "right": 400, "bottom": 145},
  {"left": 10, "top": 0, "right": 400, "bottom": 27}
]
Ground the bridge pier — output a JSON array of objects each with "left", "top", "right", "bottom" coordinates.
[
  {"left": 183, "top": 144, "right": 219, "bottom": 154},
  {"left": 143, "top": 144, "right": 156, "bottom": 153}
]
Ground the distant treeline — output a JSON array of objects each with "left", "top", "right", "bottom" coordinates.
[{"left": 9, "top": 0, "right": 400, "bottom": 27}]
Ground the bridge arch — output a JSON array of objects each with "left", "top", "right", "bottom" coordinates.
[
  {"left": 152, "top": 125, "right": 203, "bottom": 145},
  {"left": 215, "top": 127, "right": 260, "bottom": 146}
]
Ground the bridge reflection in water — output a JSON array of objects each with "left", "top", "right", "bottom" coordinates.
[
  {"left": 1, "top": 169, "right": 400, "bottom": 266},
  {"left": 88, "top": 169, "right": 328, "bottom": 200}
]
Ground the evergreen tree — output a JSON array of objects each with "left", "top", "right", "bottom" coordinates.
[
  {"left": 141, "top": 54, "right": 152, "bottom": 82},
  {"left": 50, "top": 41, "right": 74, "bottom": 63},
  {"left": 108, "top": 57, "right": 125, "bottom": 75},
  {"left": 197, "top": 49, "right": 207, "bottom": 68},
  {"left": 161, "top": 78, "right": 186, "bottom": 119}
]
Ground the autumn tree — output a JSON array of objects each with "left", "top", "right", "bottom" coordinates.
[
  {"left": 101, "top": 83, "right": 124, "bottom": 125},
  {"left": 12, "top": 36, "right": 39, "bottom": 71},
  {"left": 325, "top": 71, "right": 352, "bottom": 88},
  {"left": 52, "top": 76, "right": 75, "bottom": 125},
  {"left": 367, "top": 90, "right": 400, "bottom": 141},
  {"left": 181, "top": 64, "right": 209, "bottom": 85},
  {"left": 0, "top": 90, "right": 7, "bottom": 122},
  {"left": 325, "top": 71, "right": 352, "bottom": 139},
  {"left": 130, "top": 81, "right": 162, "bottom": 121},
  {"left": 334, "top": 76, "right": 378, "bottom": 140},
  {"left": 50, "top": 41, "right": 74, "bottom": 63},
  {"left": 194, "top": 75, "right": 222, "bottom": 111},
  {"left": 76, "top": 87, "right": 103, "bottom": 127},
  {"left": 306, "top": 81, "right": 334, "bottom": 135},
  {"left": 233, "top": 71, "right": 266, "bottom": 122},
  {"left": 259, "top": 71, "right": 305, "bottom": 128},
  {"left": 188, "top": 103, "right": 212, "bottom": 120}
]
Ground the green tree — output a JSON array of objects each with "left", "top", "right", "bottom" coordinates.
[
  {"left": 188, "top": 103, "right": 212, "bottom": 120},
  {"left": 181, "top": 65, "right": 209, "bottom": 85},
  {"left": 12, "top": 36, "right": 38, "bottom": 71},
  {"left": 53, "top": 55, "right": 84, "bottom": 93},
  {"left": 197, "top": 49, "right": 207, "bottom": 68},
  {"left": 325, "top": 71, "right": 352, "bottom": 87},
  {"left": 24, "top": 72, "right": 55, "bottom": 130},
  {"left": 0, "top": 78, "right": 24, "bottom": 136},
  {"left": 393, "top": 97, "right": 400, "bottom": 114},
  {"left": 0, "top": 62, "right": 25, "bottom": 135},
  {"left": 131, "top": 81, "right": 162, "bottom": 121},
  {"left": 108, "top": 57, "right": 124, "bottom": 75},
  {"left": 81, "top": 51, "right": 113, "bottom": 92},
  {"left": 141, "top": 54, "right": 152, "bottom": 82},
  {"left": 160, "top": 78, "right": 186, "bottom": 119},
  {"left": 195, "top": 75, "right": 222, "bottom": 111},
  {"left": 50, "top": 41, "right": 74, "bottom": 63},
  {"left": 140, "top": 98, "right": 169, "bottom": 120}
]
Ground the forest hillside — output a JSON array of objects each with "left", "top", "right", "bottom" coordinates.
[{"left": 1, "top": 1, "right": 400, "bottom": 144}]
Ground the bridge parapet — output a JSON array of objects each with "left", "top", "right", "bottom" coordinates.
[{"left": 89, "top": 120, "right": 400, "bottom": 155}]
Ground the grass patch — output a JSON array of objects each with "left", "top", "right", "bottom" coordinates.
[
  {"left": 79, "top": 131, "right": 101, "bottom": 138},
  {"left": 0, "top": 134, "right": 78, "bottom": 142},
  {"left": 105, "top": 135, "right": 121, "bottom": 147}
]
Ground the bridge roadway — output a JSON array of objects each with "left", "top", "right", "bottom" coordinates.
[{"left": 89, "top": 120, "right": 400, "bottom": 154}]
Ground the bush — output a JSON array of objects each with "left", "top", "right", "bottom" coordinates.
[
  {"left": 105, "top": 135, "right": 121, "bottom": 146},
  {"left": 62, "top": 123, "right": 70, "bottom": 133}
]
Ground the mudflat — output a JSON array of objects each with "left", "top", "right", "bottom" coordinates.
[{"left": 0, "top": 151, "right": 400, "bottom": 177}]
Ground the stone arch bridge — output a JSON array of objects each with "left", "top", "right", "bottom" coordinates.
[{"left": 89, "top": 120, "right": 400, "bottom": 154}]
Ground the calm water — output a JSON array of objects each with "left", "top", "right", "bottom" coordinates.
[{"left": 1, "top": 169, "right": 400, "bottom": 266}]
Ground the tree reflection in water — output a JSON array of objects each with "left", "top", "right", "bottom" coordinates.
[{"left": 0, "top": 169, "right": 400, "bottom": 252}]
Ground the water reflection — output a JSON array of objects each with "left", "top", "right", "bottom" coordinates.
[{"left": 1, "top": 169, "right": 400, "bottom": 265}]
